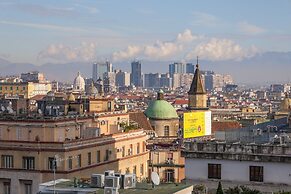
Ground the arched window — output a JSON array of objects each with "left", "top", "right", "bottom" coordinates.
[{"left": 164, "top": 126, "right": 170, "bottom": 136}]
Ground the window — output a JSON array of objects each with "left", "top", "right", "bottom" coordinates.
[
  {"left": 164, "top": 126, "right": 170, "bottom": 136},
  {"left": 133, "top": 165, "right": 136, "bottom": 174},
  {"left": 0, "top": 86, "right": 2, "bottom": 90},
  {"left": 48, "top": 157, "right": 57, "bottom": 170},
  {"left": 68, "top": 156, "right": 72, "bottom": 170},
  {"left": 208, "top": 164, "right": 221, "bottom": 179},
  {"left": 3, "top": 182, "right": 10, "bottom": 194},
  {"left": 22, "top": 157, "right": 35, "bottom": 170},
  {"left": 16, "top": 86, "right": 19, "bottom": 90},
  {"left": 96, "top": 150, "right": 100, "bottom": 163},
  {"left": 140, "top": 164, "right": 144, "bottom": 175},
  {"left": 24, "top": 183, "right": 32, "bottom": 194},
  {"left": 122, "top": 146, "right": 125, "bottom": 157},
  {"left": 105, "top": 150, "right": 110, "bottom": 161},
  {"left": 10, "top": 86, "right": 12, "bottom": 90},
  {"left": 1, "top": 155, "right": 13, "bottom": 168},
  {"left": 128, "top": 144, "right": 133, "bottom": 156},
  {"left": 16, "top": 128, "right": 22, "bottom": 140},
  {"left": 77, "top": 154, "right": 81, "bottom": 168},
  {"left": 137, "top": 143, "right": 140, "bottom": 154},
  {"left": 167, "top": 152, "right": 174, "bottom": 161},
  {"left": 88, "top": 152, "right": 91, "bottom": 165},
  {"left": 23, "top": 87, "right": 26, "bottom": 90},
  {"left": 250, "top": 166, "right": 263, "bottom": 182}
]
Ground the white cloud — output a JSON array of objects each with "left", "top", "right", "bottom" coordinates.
[
  {"left": 238, "top": 21, "right": 266, "bottom": 35},
  {"left": 186, "top": 38, "right": 259, "bottom": 61},
  {"left": 144, "top": 41, "right": 183, "bottom": 59},
  {"left": 38, "top": 42, "right": 97, "bottom": 62},
  {"left": 112, "top": 29, "right": 201, "bottom": 61},
  {"left": 177, "top": 29, "right": 196, "bottom": 42},
  {"left": 112, "top": 45, "right": 141, "bottom": 61}
]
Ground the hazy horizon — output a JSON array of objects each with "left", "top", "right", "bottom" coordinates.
[{"left": 0, "top": 0, "right": 290, "bottom": 84}]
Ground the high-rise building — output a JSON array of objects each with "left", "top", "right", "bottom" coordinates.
[
  {"left": 160, "top": 73, "right": 172, "bottom": 88},
  {"left": 103, "top": 71, "right": 116, "bottom": 93},
  {"left": 92, "top": 61, "right": 113, "bottom": 82},
  {"left": 172, "top": 73, "right": 194, "bottom": 90},
  {"left": 144, "top": 73, "right": 161, "bottom": 88},
  {"left": 115, "top": 70, "right": 130, "bottom": 87},
  {"left": 203, "top": 72, "right": 234, "bottom": 91},
  {"left": 169, "top": 62, "right": 186, "bottom": 75},
  {"left": 186, "top": 63, "right": 195, "bottom": 74},
  {"left": 131, "top": 60, "right": 142, "bottom": 87}
]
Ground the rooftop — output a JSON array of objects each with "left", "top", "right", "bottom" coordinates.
[{"left": 39, "top": 179, "right": 193, "bottom": 194}]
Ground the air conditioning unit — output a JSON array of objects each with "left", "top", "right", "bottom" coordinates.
[
  {"left": 114, "top": 173, "right": 123, "bottom": 186},
  {"left": 105, "top": 176, "right": 120, "bottom": 188},
  {"left": 104, "top": 187, "right": 119, "bottom": 194},
  {"left": 121, "top": 174, "right": 136, "bottom": 189},
  {"left": 91, "top": 174, "right": 105, "bottom": 188},
  {"left": 104, "top": 170, "right": 115, "bottom": 177}
]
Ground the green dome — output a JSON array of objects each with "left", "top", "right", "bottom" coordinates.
[{"left": 144, "top": 100, "right": 178, "bottom": 120}]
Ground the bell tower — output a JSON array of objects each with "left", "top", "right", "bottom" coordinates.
[{"left": 188, "top": 57, "right": 208, "bottom": 110}]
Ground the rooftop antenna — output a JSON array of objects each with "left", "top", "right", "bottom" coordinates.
[{"left": 151, "top": 171, "right": 160, "bottom": 189}]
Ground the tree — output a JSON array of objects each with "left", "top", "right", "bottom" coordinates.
[{"left": 216, "top": 181, "right": 224, "bottom": 194}]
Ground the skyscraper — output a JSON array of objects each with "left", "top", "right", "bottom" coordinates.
[
  {"left": 115, "top": 70, "right": 130, "bottom": 87},
  {"left": 186, "top": 63, "right": 194, "bottom": 73},
  {"left": 92, "top": 61, "right": 113, "bottom": 82},
  {"left": 131, "top": 60, "right": 142, "bottom": 87},
  {"left": 169, "top": 62, "right": 186, "bottom": 75}
]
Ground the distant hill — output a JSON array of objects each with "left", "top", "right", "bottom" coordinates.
[{"left": 0, "top": 51, "right": 290, "bottom": 84}]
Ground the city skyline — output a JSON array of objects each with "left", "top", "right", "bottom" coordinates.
[{"left": 0, "top": 0, "right": 291, "bottom": 83}]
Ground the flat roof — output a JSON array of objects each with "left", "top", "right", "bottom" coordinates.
[{"left": 41, "top": 180, "right": 192, "bottom": 194}]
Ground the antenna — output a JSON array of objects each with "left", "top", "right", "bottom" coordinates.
[{"left": 151, "top": 172, "right": 160, "bottom": 188}]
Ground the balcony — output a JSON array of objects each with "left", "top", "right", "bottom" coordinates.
[{"left": 149, "top": 159, "right": 184, "bottom": 168}]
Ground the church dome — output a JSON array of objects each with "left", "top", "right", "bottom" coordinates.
[
  {"left": 73, "top": 72, "right": 85, "bottom": 91},
  {"left": 144, "top": 91, "right": 178, "bottom": 120}
]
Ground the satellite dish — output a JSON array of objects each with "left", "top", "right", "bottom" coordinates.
[
  {"left": 151, "top": 172, "right": 160, "bottom": 186},
  {"left": 38, "top": 109, "right": 42, "bottom": 114},
  {"left": 1, "top": 106, "right": 5, "bottom": 112}
]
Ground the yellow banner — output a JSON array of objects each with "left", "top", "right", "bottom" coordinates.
[{"left": 183, "top": 112, "right": 206, "bottom": 138}]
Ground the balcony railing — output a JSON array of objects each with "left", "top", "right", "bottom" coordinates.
[{"left": 149, "top": 159, "right": 184, "bottom": 167}]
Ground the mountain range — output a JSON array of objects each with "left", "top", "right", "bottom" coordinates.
[{"left": 0, "top": 51, "right": 290, "bottom": 85}]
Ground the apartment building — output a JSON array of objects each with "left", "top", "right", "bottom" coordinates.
[{"left": 0, "top": 114, "right": 149, "bottom": 194}]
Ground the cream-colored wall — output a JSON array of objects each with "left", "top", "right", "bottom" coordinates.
[
  {"left": 150, "top": 150, "right": 185, "bottom": 182},
  {"left": 0, "top": 82, "right": 51, "bottom": 99},
  {"left": 149, "top": 119, "right": 179, "bottom": 137},
  {"left": 188, "top": 94, "right": 207, "bottom": 108},
  {"left": 0, "top": 120, "right": 88, "bottom": 142},
  {"left": 0, "top": 113, "right": 129, "bottom": 142},
  {"left": 0, "top": 130, "right": 149, "bottom": 192},
  {"left": 0, "top": 83, "right": 29, "bottom": 98},
  {"left": 96, "top": 114, "right": 129, "bottom": 135}
]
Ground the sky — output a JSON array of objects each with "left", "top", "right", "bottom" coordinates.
[{"left": 0, "top": 0, "right": 291, "bottom": 65}]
